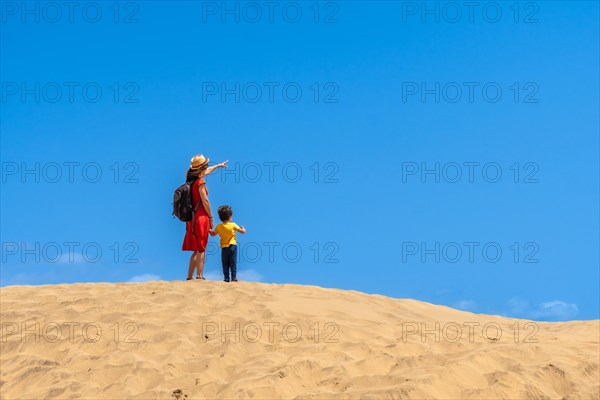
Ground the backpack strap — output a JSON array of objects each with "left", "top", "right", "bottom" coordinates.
[
  {"left": 192, "top": 177, "right": 204, "bottom": 213},
  {"left": 193, "top": 199, "right": 202, "bottom": 212}
]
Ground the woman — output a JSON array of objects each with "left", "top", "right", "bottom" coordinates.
[{"left": 182, "top": 154, "right": 228, "bottom": 280}]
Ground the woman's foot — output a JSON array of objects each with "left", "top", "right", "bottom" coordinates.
[
  {"left": 186, "top": 277, "right": 193, "bottom": 280},
  {"left": 196, "top": 276, "right": 206, "bottom": 280}
]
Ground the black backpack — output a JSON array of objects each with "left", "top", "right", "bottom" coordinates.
[{"left": 172, "top": 178, "right": 199, "bottom": 222}]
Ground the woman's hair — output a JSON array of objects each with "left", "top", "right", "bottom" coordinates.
[
  {"left": 217, "top": 205, "right": 233, "bottom": 222},
  {"left": 186, "top": 164, "right": 208, "bottom": 181}
]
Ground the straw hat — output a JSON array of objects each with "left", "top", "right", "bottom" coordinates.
[{"left": 190, "top": 154, "right": 209, "bottom": 170}]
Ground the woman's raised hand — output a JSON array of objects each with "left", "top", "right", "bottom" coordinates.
[{"left": 217, "top": 160, "right": 229, "bottom": 169}]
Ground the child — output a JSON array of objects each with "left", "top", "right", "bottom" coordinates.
[{"left": 210, "top": 205, "right": 246, "bottom": 282}]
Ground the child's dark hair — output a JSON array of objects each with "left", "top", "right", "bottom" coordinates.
[{"left": 217, "top": 205, "right": 233, "bottom": 222}]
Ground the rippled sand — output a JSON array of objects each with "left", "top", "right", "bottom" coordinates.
[{"left": 1, "top": 281, "right": 598, "bottom": 399}]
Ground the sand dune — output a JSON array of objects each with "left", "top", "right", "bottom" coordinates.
[{"left": 0, "top": 281, "right": 598, "bottom": 399}]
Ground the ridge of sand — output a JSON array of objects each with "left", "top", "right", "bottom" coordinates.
[{"left": 1, "top": 281, "right": 598, "bottom": 399}]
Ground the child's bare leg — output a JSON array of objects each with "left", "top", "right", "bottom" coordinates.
[{"left": 187, "top": 252, "right": 197, "bottom": 279}]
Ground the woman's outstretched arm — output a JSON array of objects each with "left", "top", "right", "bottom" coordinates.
[{"left": 204, "top": 160, "right": 229, "bottom": 177}]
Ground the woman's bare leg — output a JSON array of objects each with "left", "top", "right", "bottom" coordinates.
[
  {"left": 187, "top": 252, "right": 197, "bottom": 280},
  {"left": 196, "top": 252, "right": 206, "bottom": 279}
]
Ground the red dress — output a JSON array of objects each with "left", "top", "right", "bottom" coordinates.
[{"left": 182, "top": 178, "right": 210, "bottom": 252}]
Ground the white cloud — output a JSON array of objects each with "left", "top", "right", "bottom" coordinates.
[
  {"left": 530, "top": 301, "right": 579, "bottom": 321},
  {"left": 237, "top": 269, "right": 263, "bottom": 281},
  {"left": 57, "top": 252, "right": 86, "bottom": 265},
  {"left": 202, "top": 270, "right": 222, "bottom": 280},
  {"left": 0, "top": 273, "right": 39, "bottom": 286},
  {"left": 129, "top": 274, "right": 161, "bottom": 282},
  {"left": 452, "top": 300, "right": 477, "bottom": 311},
  {"left": 507, "top": 297, "right": 530, "bottom": 315},
  {"left": 505, "top": 298, "right": 579, "bottom": 321}
]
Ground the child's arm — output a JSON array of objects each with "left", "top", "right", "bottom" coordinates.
[
  {"left": 209, "top": 226, "right": 219, "bottom": 236},
  {"left": 235, "top": 225, "right": 246, "bottom": 234}
]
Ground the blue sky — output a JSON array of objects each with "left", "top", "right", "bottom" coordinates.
[{"left": 1, "top": 1, "right": 598, "bottom": 321}]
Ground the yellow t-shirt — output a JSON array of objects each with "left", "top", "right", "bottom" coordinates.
[{"left": 213, "top": 222, "right": 240, "bottom": 248}]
